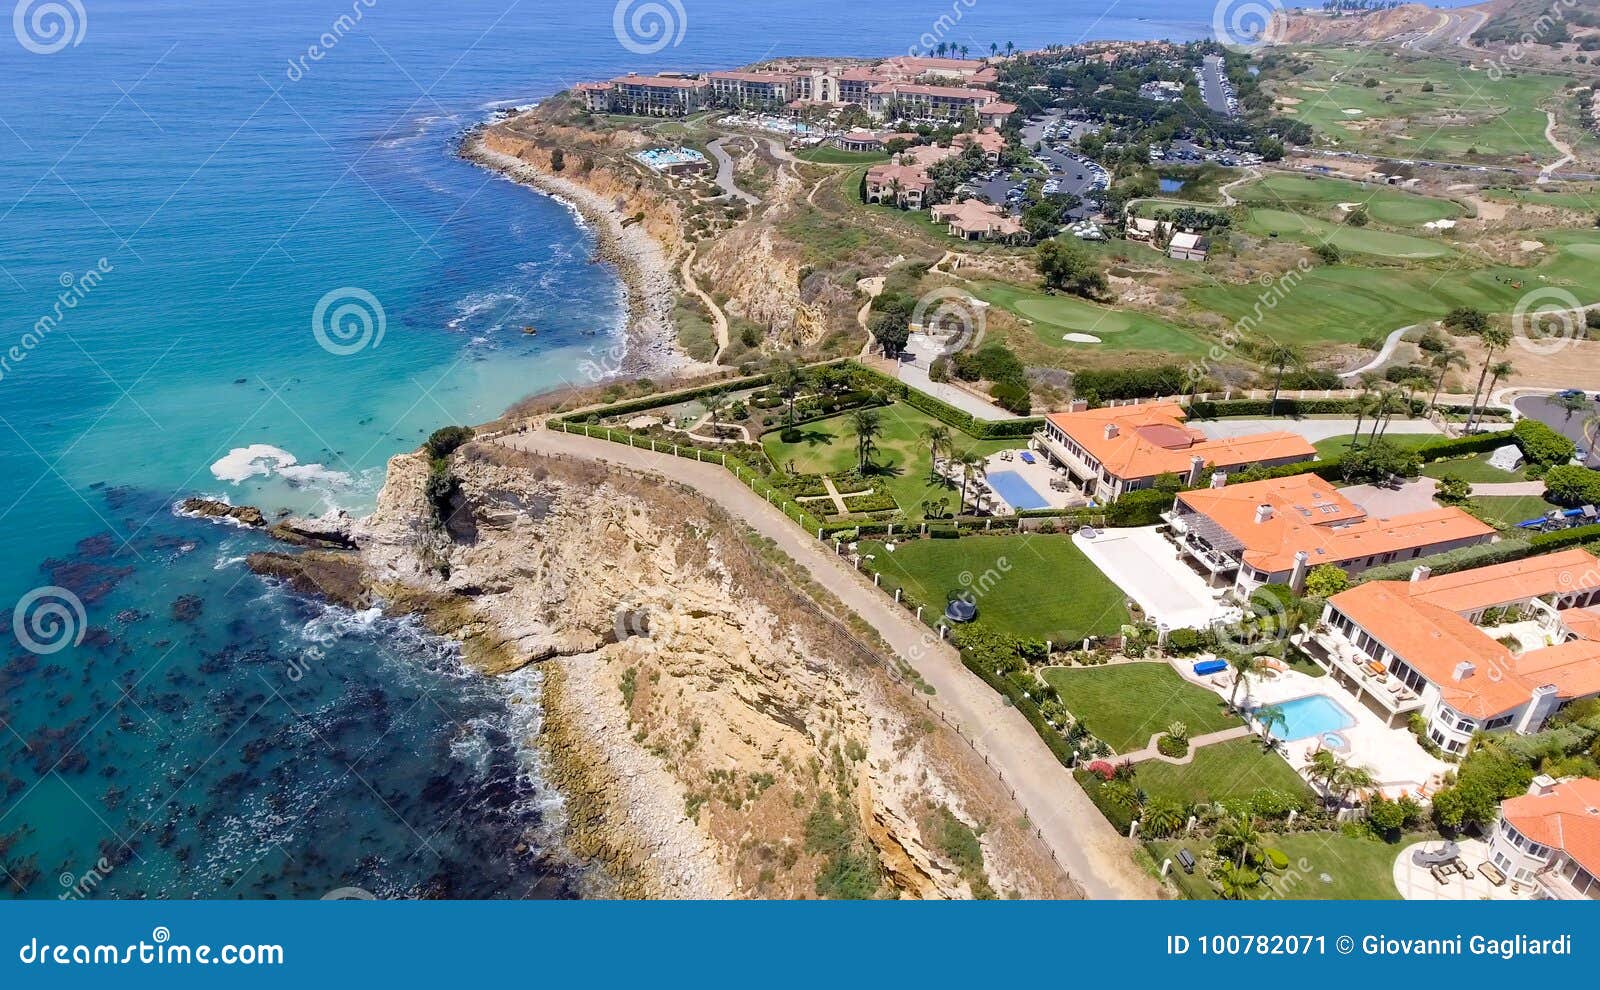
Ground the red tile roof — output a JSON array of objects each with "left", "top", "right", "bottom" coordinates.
[
  {"left": 1502, "top": 778, "right": 1600, "bottom": 877},
  {"left": 1044, "top": 404, "right": 1316, "bottom": 482}
]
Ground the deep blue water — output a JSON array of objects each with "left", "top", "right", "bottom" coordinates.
[{"left": 0, "top": 0, "right": 1472, "bottom": 899}]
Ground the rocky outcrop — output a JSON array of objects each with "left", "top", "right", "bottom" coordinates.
[
  {"left": 301, "top": 439, "right": 1073, "bottom": 900},
  {"left": 178, "top": 498, "right": 264, "bottom": 528},
  {"left": 267, "top": 513, "right": 357, "bottom": 549}
]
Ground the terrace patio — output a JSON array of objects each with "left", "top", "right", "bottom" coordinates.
[{"left": 1392, "top": 839, "right": 1529, "bottom": 901}]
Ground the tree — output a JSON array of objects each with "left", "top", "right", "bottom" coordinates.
[
  {"left": 1341, "top": 437, "right": 1421, "bottom": 483},
  {"left": 1303, "top": 565, "right": 1350, "bottom": 598},
  {"left": 1544, "top": 465, "right": 1600, "bottom": 507},
  {"left": 1227, "top": 654, "right": 1264, "bottom": 710},
  {"left": 852, "top": 407, "right": 882, "bottom": 472},
  {"left": 1312, "top": 242, "right": 1342, "bottom": 265},
  {"left": 1335, "top": 764, "right": 1376, "bottom": 808},
  {"left": 920, "top": 424, "right": 951, "bottom": 482},
  {"left": 1140, "top": 799, "right": 1186, "bottom": 838},
  {"left": 773, "top": 362, "right": 803, "bottom": 427},
  {"left": 1264, "top": 342, "right": 1301, "bottom": 418},
  {"left": 1035, "top": 239, "right": 1108, "bottom": 299},
  {"left": 1346, "top": 206, "right": 1370, "bottom": 227},
  {"left": 1428, "top": 345, "right": 1467, "bottom": 410},
  {"left": 957, "top": 453, "right": 987, "bottom": 515},
  {"left": 1443, "top": 307, "right": 1488, "bottom": 335},
  {"left": 870, "top": 309, "right": 911, "bottom": 356},
  {"left": 1306, "top": 750, "right": 1343, "bottom": 807},
  {"left": 1465, "top": 325, "right": 1511, "bottom": 435},
  {"left": 550, "top": 147, "right": 566, "bottom": 172},
  {"left": 1214, "top": 813, "right": 1263, "bottom": 869},
  {"left": 1255, "top": 704, "right": 1288, "bottom": 748},
  {"left": 1215, "top": 862, "right": 1263, "bottom": 900},
  {"left": 1555, "top": 390, "right": 1590, "bottom": 424}
]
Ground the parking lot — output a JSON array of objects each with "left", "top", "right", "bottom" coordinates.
[{"left": 961, "top": 113, "right": 1108, "bottom": 223}]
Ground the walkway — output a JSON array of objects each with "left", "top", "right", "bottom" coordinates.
[
  {"left": 1195, "top": 417, "right": 1442, "bottom": 444},
  {"left": 706, "top": 137, "right": 760, "bottom": 206},
  {"left": 681, "top": 248, "right": 730, "bottom": 364},
  {"left": 497, "top": 426, "right": 1160, "bottom": 899},
  {"left": 897, "top": 361, "right": 1017, "bottom": 421},
  {"left": 1470, "top": 480, "right": 1547, "bottom": 497},
  {"left": 1119, "top": 725, "right": 1254, "bottom": 765},
  {"left": 1341, "top": 324, "right": 1422, "bottom": 379}
]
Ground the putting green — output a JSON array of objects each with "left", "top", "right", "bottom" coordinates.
[
  {"left": 1237, "top": 174, "right": 1463, "bottom": 227},
  {"left": 971, "top": 280, "right": 1209, "bottom": 355},
  {"left": 1247, "top": 208, "right": 1455, "bottom": 259}
]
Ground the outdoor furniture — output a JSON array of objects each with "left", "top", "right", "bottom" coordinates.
[
  {"left": 1176, "top": 848, "right": 1196, "bottom": 874},
  {"left": 1431, "top": 865, "right": 1452, "bottom": 886},
  {"left": 1455, "top": 859, "right": 1475, "bottom": 880},
  {"left": 1412, "top": 842, "right": 1461, "bottom": 868},
  {"left": 1481, "top": 863, "right": 1507, "bottom": 887}
]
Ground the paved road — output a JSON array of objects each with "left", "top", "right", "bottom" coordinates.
[
  {"left": 1198, "top": 55, "right": 1235, "bottom": 117},
  {"left": 498, "top": 426, "right": 1160, "bottom": 900},
  {"left": 897, "top": 362, "right": 1018, "bottom": 421},
  {"left": 1341, "top": 325, "right": 1422, "bottom": 380},
  {"left": 706, "top": 137, "right": 760, "bottom": 206}
]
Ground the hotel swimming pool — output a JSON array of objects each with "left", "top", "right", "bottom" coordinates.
[
  {"left": 1270, "top": 694, "right": 1356, "bottom": 742},
  {"left": 987, "top": 470, "right": 1052, "bottom": 511}
]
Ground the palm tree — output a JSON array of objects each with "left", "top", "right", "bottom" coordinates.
[
  {"left": 957, "top": 453, "right": 987, "bottom": 515},
  {"left": 1428, "top": 345, "right": 1467, "bottom": 410},
  {"left": 1369, "top": 387, "right": 1406, "bottom": 443},
  {"left": 959, "top": 44, "right": 970, "bottom": 60},
  {"left": 1141, "top": 799, "right": 1187, "bottom": 838},
  {"left": 989, "top": 41, "right": 999, "bottom": 57},
  {"left": 1215, "top": 861, "right": 1264, "bottom": 900},
  {"left": 1554, "top": 390, "right": 1589, "bottom": 425},
  {"left": 1348, "top": 384, "right": 1375, "bottom": 451},
  {"left": 1254, "top": 704, "right": 1288, "bottom": 749},
  {"left": 1336, "top": 765, "right": 1377, "bottom": 808},
  {"left": 1005, "top": 41, "right": 1016, "bottom": 56},
  {"left": 773, "top": 362, "right": 803, "bottom": 427},
  {"left": 1485, "top": 360, "right": 1515, "bottom": 404},
  {"left": 1465, "top": 325, "right": 1512, "bottom": 435},
  {"left": 852, "top": 407, "right": 882, "bottom": 473},
  {"left": 1306, "top": 749, "right": 1343, "bottom": 807},
  {"left": 920, "top": 424, "right": 952, "bottom": 482},
  {"left": 1102, "top": 780, "right": 1144, "bottom": 817},
  {"left": 1214, "top": 813, "right": 1263, "bottom": 869},
  {"left": 1227, "top": 653, "right": 1263, "bottom": 710},
  {"left": 1264, "top": 342, "right": 1301, "bottom": 418}
]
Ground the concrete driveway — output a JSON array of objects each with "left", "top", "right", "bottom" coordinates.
[
  {"left": 1072, "top": 526, "right": 1234, "bottom": 630},
  {"left": 1339, "top": 478, "right": 1440, "bottom": 517}
]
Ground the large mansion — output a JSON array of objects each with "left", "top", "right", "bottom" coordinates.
[
  {"left": 1310, "top": 549, "right": 1600, "bottom": 753},
  {"left": 1168, "top": 474, "right": 1494, "bottom": 597},
  {"left": 1491, "top": 776, "right": 1600, "bottom": 899},
  {"left": 1033, "top": 404, "right": 1316, "bottom": 504}
]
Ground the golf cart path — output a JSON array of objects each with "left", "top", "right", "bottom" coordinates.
[
  {"left": 681, "top": 249, "right": 730, "bottom": 364},
  {"left": 1340, "top": 324, "right": 1420, "bottom": 380},
  {"left": 497, "top": 426, "right": 1160, "bottom": 900},
  {"left": 707, "top": 137, "right": 761, "bottom": 205}
]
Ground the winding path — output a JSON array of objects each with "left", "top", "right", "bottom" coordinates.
[
  {"left": 706, "top": 137, "right": 760, "bottom": 206},
  {"left": 1339, "top": 324, "right": 1422, "bottom": 380},
  {"left": 680, "top": 248, "right": 730, "bottom": 364},
  {"left": 497, "top": 426, "right": 1160, "bottom": 900}
]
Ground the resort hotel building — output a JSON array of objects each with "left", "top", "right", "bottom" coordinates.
[
  {"left": 1032, "top": 403, "right": 1316, "bottom": 504},
  {"left": 1308, "top": 549, "right": 1600, "bottom": 753},
  {"left": 1167, "top": 474, "right": 1494, "bottom": 597},
  {"left": 1490, "top": 776, "right": 1600, "bottom": 899},
  {"left": 577, "top": 74, "right": 709, "bottom": 116}
]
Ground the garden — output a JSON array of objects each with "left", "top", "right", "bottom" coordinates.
[{"left": 1041, "top": 662, "right": 1238, "bottom": 754}]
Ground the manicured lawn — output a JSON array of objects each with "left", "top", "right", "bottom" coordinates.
[
  {"left": 1148, "top": 830, "right": 1408, "bottom": 900},
  {"left": 970, "top": 279, "right": 1209, "bottom": 356},
  {"left": 1421, "top": 452, "right": 1526, "bottom": 484},
  {"left": 1134, "top": 738, "right": 1312, "bottom": 806},
  {"left": 1485, "top": 184, "right": 1600, "bottom": 213},
  {"left": 1235, "top": 173, "right": 1463, "bottom": 228},
  {"left": 1187, "top": 229, "right": 1600, "bottom": 348},
  {"left": 862, "top": 534, "right": 1130, "bottom": 643},
  {"left": 794, "top": 146, "right": 889, "bottom": 165},
  {"left": 1312, "top": 432, "right": 1435, "bottom": 459},
  {"left": 1246, "top": 207, "right": 1455, "bottom": 259},
  {"left": 1463, "top": 494, "right": 1556, "bottom": 531},
  {"left": 761, "top": 400, "right": 1014, "bottom": 518},
  {"left": 1041, "top": 663, "right": 1239, "bottom": 754}
]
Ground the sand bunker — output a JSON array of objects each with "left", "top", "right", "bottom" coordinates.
[
  {"left": 1520, "top": 240, "right": 1545, "bottom": 252},
  {"left": 1063, "top": 333, "right": 1102, "bottom": 344},
  {"left": 1342, "top": 108, "right": 1364, "bottom": 116}
]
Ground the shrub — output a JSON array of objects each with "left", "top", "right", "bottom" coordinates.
[
  {"left": 1165, "top": 627, "right": 1204, "bottom": 654},
  {"left": 1156, "top": 734, "right": 1189, "bottom": 758},
  {"left": 1435, "top": 475, "right": 1471, "bottom": 504},
  {"left": 425, "top": 425, "right": 475, "bottom": 460},
  {"left": 1073, "top": 365, "right": 1190, "bottom": 404},
  {"left": 1303, "top": 565, "right": 1350, "bottom": 598},
  {"left": 1513, "top": 418, "right": 1576, "bottom": 466},
  {"left": 1544, "top": 465, "right": 1600, "bottom": 507},
  {"left": 990, "top": 380, "right": 1032, "bottom": 415},
  {"left": 1110, "top": 489, "right": 1176, "bottom": 527}
]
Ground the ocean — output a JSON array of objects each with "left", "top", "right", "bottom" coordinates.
[{"left": 0, "top": 0, "right": 1468, "bottom": 898}]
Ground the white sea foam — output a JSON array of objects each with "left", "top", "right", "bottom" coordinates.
[{"left": 211, "top": 444, "right": 297, "bottom": 483}]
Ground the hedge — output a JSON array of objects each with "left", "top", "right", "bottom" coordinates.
[
  {"left": 959, "top": 653, "right": 1078, "bottom": 769},
  {"left": 1074, "top": 769, "right": 1134, "bottom": 834},
  {"left": 1186, "top": 397, "right": 1425, "bottom": 420},
  {"left": 1359, "top": 537, "right": 1534, "bottom": 583},
  {"left": 1529, "top": 524, "right": 1600, "bottom": 552},
  {"left": 1415, "top": 430, "right": 1515, "bottom": 462}
]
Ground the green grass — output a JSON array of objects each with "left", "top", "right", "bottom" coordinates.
[
  {"left": 861, "top": 534, "right": 1130, "bottom": 643},
  {"left": 794, "top": 146, "right": 889, "bottom": 165},
  {"left": 1135, "top": 738, "right": 1313, "bottom": 806},
  {"left": 969, "top": 279, "right": 1210, "bottom": 356},
  {"left": 1312, "top": 433, "right": 1436, "bottom": 459},
  {"left": 761, "top": 400, "right": 1014, "bottom": 518},
  {"left": 1245, "top": 207, "right": 1455, "bottom": 259},
  {"left": 673, "top": 300, "right": 719, "bottom": 362},
  {"left": 1269, "top": 48, "right": 1566, "bottom": 163},
  {"left": 1463, "top": 494, "right": 1556, "bottom": 530},
  {"left": 1149, "top": 830, "right": 1409, "bottom": 900},
  {"left": 1041, "top": 663, "right": 1240, "bottom": 754},
  {"left": 1421, "top": 452, "right": 1526, "bottom": 484},
  {"left": 1235, "top": 173, "right": 1463, "bottom": 228},
  {"left": 1484, "top": 185, "right": 1600, "bottom": 213},
  {"left": 1187, "top": 227, "right": 1600, "bottom": 348}
]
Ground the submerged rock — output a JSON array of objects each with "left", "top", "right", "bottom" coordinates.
[{"left": 178, "top": 498, "right": 265, "bottom": 528}]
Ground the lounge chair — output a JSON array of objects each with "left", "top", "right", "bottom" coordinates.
[
  {"left": 1481, "top": 862, "right": 1506, "bottom": 887},
  {"left": 1454, "top": 859, "right": 1475, "bottom": 880},
  {"left": 1431, "top": 864, "right": 1451, "bottom": 886}
]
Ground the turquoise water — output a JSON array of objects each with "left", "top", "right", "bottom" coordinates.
[
  {"left": 1271, "top": 695, "right": 1356, "bottom": 742},
  {"left": 985, "top": 470, "right": 1051, "bottom": 511},
  {"left": 0, "top": 0, "right": 1434, "bottom": 898}
]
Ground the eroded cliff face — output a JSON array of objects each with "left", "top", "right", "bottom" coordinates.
[{"left": 345, "top": 442, "right": 1072, "bottom": 900}]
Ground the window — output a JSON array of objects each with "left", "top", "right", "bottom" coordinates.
[{"left": 1485, "top": 713, "right": 1515, "bottom": 731}]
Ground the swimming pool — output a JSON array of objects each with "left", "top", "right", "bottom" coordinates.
[
  {"left": 1270, "top": 694, "right": 1356, "bottom": 741},
  {"left": 986, "top": 470, "right": 1051, "bottom": 511}
]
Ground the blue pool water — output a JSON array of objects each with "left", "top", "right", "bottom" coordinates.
[
  {"left": 987, "top": 471, "right": 1051, "bottom": 511},
  {"left": 1272, "top": 695, "right": 1357, "bottom": 741}
]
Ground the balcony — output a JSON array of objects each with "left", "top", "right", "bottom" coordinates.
[
  {"left": 1032, "top": 430, "right": 1098, "bottom": 488},
  {"left": 1298, "top": 630, "right": 1426, "bottom": 719}
]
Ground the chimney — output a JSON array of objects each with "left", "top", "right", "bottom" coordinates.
[
  {"left": 1068, "top": 399, "right": 1089, "bottom": 413},
  {"left": 1290, "top": 550, "right": 1311, "bottom": 595},
  {"left": 1410, "top": 565, "right": 1432, "bottom": 583},
  {"left": 1453, "top": 661, "right": 1475, "bottom": 682},
  {"left": 1255, "top": 504, "right": 1274, "bottom": 524},
  {"left": 1187, "top": 455, "right": 1205, "bottom": 487},
  {"left": 1104, "top": 423, "right": 1119, "bottom": 440},
  {"left": 1529, "top": 774, "right": 1558, "bottom": 797},
  {"left": 1210, "top": 471, "right": 1227, "bottom": 490}
]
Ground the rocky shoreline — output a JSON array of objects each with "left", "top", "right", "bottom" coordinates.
[{"left": 460, "top": 130, "right": 689, "bottom": 379}]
